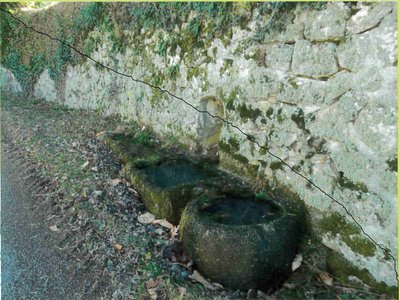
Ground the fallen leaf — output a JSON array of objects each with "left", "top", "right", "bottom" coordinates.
[
  {"left": 283, "top": 282, "right": 296, "bottom": 289},
  {"left": 114, "top": 243, "right": 123, "bottom": 251},
  {"left": 146, "top": 278, "right": 161, "bottom": 289},
  {"left": 49, "top": 225, "right": 59, "bottom": 232},
  {"left": 153, "top": 219, "right": 174, "bottom": 229},
  {"left": 213, "top": 282, "right": 223, "bottom": 289},
  {"left": 171, "top": 225, "right": 179, "bottom": 238},
  {"left": 178, "top": 287, "right": 186, "bottom": 300},
  {"left": 189, "top": 270, "right": 216, "bottom": 290},
  {"left": 291, "top": 253, "right": 302, "bottom": 271},
  {"left": 138, "top": 212, "right": 155, "bottom": 224},
  {"left": 80, "top": 161, "right": 89, "bottom": 170},
  {"left": 96, "top": 131, "right": 106, "bottom": 137},
  {"left": 318, "top": 271, "right": 333, "bottom": 286},
  {"left": 108, "top": 178, "right": 122, "bottom": 186}
]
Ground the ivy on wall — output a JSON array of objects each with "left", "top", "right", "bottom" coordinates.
[{"left": 1, "top": 2, "right": 306, "bottom": 95}]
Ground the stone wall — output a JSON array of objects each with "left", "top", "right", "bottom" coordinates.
[{"left": 1, "top": 2, "right": 398, "bottom": 290}]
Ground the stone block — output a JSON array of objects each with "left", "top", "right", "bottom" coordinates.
[
  {"left": 337, "top": 11, "right": 397, "bottom": 71},
  {"left": 264, "top": 44, "right": 293, "bottom": 72},
  {"left": 304, "top": 2, "right": 351, "bottom": 41},
  {"left": 292, "top": 40, "right": 338, "bottom": 78},
  {"left": 33, "top": 69, "right": 58, "bottom": 102},
  {"left": 347, "top": 2, "right": 393, "bottom": 34}
]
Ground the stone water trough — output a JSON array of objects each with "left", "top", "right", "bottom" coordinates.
[
  {"left": 105, "top": 132, "right": 220, "bottom": 224},
  {"left": 180, "top": 193, "right": 306, "bottom": 290},
  {"left": 105, "top": 132, "right": 306, "bottom": 289}
]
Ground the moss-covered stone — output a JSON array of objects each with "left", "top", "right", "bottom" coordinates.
[
  {"left": 337, "top": 175, "right": 368, "bottom": 193},
  {"left": 386, "top": 157, "right": 397, "bottom": 172},
  {"left": 327, "top": 250, "right": 398, "bottom": 297},
  {"left": 180, "top": 193, "right": 307, "bottom": 290},
  {"left": 291, "top": 108, "right": 306, "bottom": 131},
  {"left": 237, "top": 104, "right": 262, "bottom": 121},
  {"left": 319, "top": 212, "right": 376, "bottom": 257}
]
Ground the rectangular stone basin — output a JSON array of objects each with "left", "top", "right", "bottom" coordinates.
[{"left": 127, "top": 159, "right": 218, "bottom": 224}]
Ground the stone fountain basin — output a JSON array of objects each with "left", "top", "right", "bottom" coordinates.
[
  {"left": 180, "top": 194, "right": 306, "bottom": 290},
  {"left": 127, "top": 159, "right": 218, "bottom": 224}
]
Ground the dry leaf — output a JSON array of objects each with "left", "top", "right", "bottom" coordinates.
[
  {"left": 49, "top": 225, "right": 59, "bottom": 232},
  {"left": 171, "top": 225, "right": 180, "bottom": 238},
  {"left": 146, "top": 278, "right": 161, "bottom": 289},
  {"left": 138, "top": 212, "right": 155, "bottom": 224},
  {"left": 80, "top": 161, "right": 89, "bottom": 170},
  {"left": 96, "top": 131, "right": 106, "bottom": 137},
  {"left": 178, "top": 287, "right": 186, "bottom": 300},
  {"left": 153, "top": 219, "right": 174, "bottom": 229},
  {"left": 283, "top": 282, "right": 296, "bottom": 289},
  {"left": 114, "top": 243, "right": 123, "bottom": 251},
  {"left": 189, "top": 270, "right": 216, "bottom": 290},
  {"left": 108, "top": 178, "right": 122, "bottom": 186},
  {"left": 318, "top": 271, "right": 333, "bottom": 286},
  {"left": 291, "top": 253, "right": 302, "bottom": 271}
]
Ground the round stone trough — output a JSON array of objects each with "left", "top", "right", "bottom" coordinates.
[{"left": 179, "top": 194, "right": 306, "bottom": 290}]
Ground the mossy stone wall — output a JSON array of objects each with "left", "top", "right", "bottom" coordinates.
[{"left": 1, "top": 2, "right": 397, "bottom": 290}]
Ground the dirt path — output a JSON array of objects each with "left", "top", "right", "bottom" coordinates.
[{"left": 1, "top": 146, "right": 98, "bottom": 299}]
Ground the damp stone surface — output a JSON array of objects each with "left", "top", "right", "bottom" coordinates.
[{"left": 180, "top": 195, "right": 306, "bottom": 290}]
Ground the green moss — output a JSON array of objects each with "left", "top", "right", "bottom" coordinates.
[
  {"left": 386, "top": 157, "right": 397, "bottom": 172},
  {"left": 327, "top": 251, "right": 397, "bottom": 297},
  {"left": 266, "top": 107, "right": 274, "bottom": 119},
  {"left": 320, "top": 213, "right": 376, "bottom": 257},
  {"left": 237, "top": 104, "right": 262, "bottom": 121},
  {"left": 232, "top": 153, "right": 249, "bottom": 164},
  {"left": 337, "top": 175, "right": 368, "bottom": 193},
  {"left": 291, "top": 108, "right": 306, "bottom": 131},
  {"left": 225, "top": 87, "right": 242, "bottom": 110},
  {"left": 277, "top": 114, "right": 286, "bottom": 123},
  {"left": 228, "top": 137, "right": 240, "bottom": 151},
  {"left": 219, "top": 140, "right": 231, "bottom": 153},
  {"left": 166, "top": 64, "right": 180, "bottom": 81},
  {"left": 220, "top": 58, "right": 233, "bottom": 75},
  {"left": 186, "top": 66, "right": 207, "bottom": 81},
  {"left": 270, "top": 161, "right": 284, "bottom": 171}
]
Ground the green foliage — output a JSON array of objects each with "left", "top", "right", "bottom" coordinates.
[
  {"left": 74, "top": 3, "right": 105, "bottom": 32},
  {"left": 134, "top": 131, "right": 152, "bottom": 146},
  {"left": 255, "top": 191, "right": 270, "bottom": 202},
  {"left": 5, "top": 52, "right": 30, "bottom": 89},
  {"left": 130, "top": 2, "right": 252, "bottom": 38},
  {"left": 188, "top": 17, "right": 201, "bottom": 38},
  {"left": 166, "top": 64, "right": 180, "bottom": 81}
]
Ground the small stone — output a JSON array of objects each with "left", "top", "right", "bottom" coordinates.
[
  {"left": 137, "top": 212, "right": 155, "bottom": 224},
  {"left": 247, "top": 289, "right": 257, "bottom": 299}
]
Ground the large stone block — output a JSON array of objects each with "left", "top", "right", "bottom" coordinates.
[
  {"left": 292, "top": 40, "right": 338, "bottom": 78},
  {"left": 304, "top": 2, "right": 350, "bottom": 41},
  {"left": 264, "top": 44, "right": 293, "bottom": 72},
  {"left": 33, "top": 69, "right": 58, "bottom": 102},
  {"left": 337, "top": 11, "right": 397, "bottom": 71},
  {"left": 0, "top": 66, "right": 22, "bottom": 94},
  {"left": 347, "top": 2, "right": 394, "bottom": 34}
]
